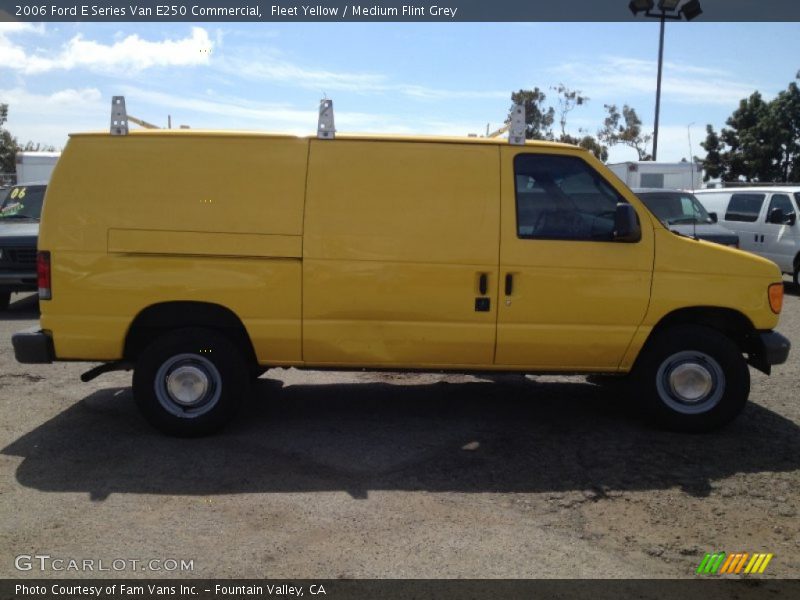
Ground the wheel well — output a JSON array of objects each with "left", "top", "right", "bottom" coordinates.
[
  {"left": 648, "top": 307, "right": 756, "bottom": 353},
  {"left": 124, "top": 301, "right": 258, "bottom": 370}
]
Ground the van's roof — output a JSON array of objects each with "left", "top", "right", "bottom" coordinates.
[
  {"left": 608, "top": 161, "right": 698, "bottom": 167},
  {"left": 631, "top": 188, "right": 693, "bottom": 194},
  {"left": 69, "top": 129, "right": 585, "bottom": 150},
  {"left": 695, "top": 186, "right": 800, "bottom": 193},
  {"left": 16, "top": 151, "right": 61, "bottom": 158}
]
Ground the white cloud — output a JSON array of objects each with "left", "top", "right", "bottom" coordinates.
[
  {"left": 0, "top": 23, "right": 45, "bottom": 35},
  {"left": 2, "top": 23, "right": 503, "bottom": 102},
  {"left": 552, "top": 56, "right": 759, "bottom": 106},
  {"left": 0, "top": 87, "right": 107, "bottom": 149},
  {"left": 117, "top": 86, "right": 480, "bottom": 135},
  {"left": 221, "top": 55, "right": 507, "bottom": 100},
  {"left": 1, "top": 86, "right": 104, "bottom": 111},
  {"left": 0, "top": 26, "right": 213, "bottom": 74}
]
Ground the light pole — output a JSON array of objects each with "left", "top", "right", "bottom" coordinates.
[{"left": 629, "top": 0, "right": 703, "bottom": 161}]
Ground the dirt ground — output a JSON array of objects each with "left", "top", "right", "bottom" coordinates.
[{"left": 1, "top": 283, "right": 799, "bottom": 579}]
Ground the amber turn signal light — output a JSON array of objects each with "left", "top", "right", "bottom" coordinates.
[{"left": 768, "top": 283, "right": 784, "bottom": 314}]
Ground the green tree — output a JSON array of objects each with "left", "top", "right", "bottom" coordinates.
[
  {"left": 0, "top": 103, "right": 17, "bottom": 175},
  {"left": 507, "top": 86, "right": 608, "bottom": 161},
  {"left": 598, "top": 104, "right": 652, "bottom": 160},
  {"left": 551, "top": 83, "right": 588, "bottom": 138},
  {"left": 701, "top": 76, "right": 800, "bottom": 183},
  {"left": 557, "top": 133, "right": 609, "bottom": 162},
  {"left": 510, "top": 88, "right": 555, "bottom": 140},
  {"left": 577, "top": 135, "right": 609, "bottom": 163},
  {"left": 0, "top": 104, "right": 57, "bottom": 176},
  {"left": 770, "top": 79, "right": 800, "bottom": 181}
]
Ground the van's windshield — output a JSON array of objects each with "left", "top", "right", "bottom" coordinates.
[
  {"left": 637, "top": 191, "right": 712, "bottom": 225},
  {"left": 0, "top": 185, "right": 46, "bottom": 220}
]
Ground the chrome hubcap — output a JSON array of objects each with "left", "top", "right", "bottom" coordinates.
[
  {"left": 668, "top": 363, "right": 713, "bottom": 403},
  {"left": 166, "top": 365, "right": 209, "bottom": 406},
  {"left": 154, "top": 354, "right": 222, "bottom": 419},
  {"left": 656, "top": 350, "right": 725, "bottom": 415}
]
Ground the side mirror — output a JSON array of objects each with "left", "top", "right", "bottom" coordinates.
[
  {"left": 613, "top": 203, "right": 641, "bottom": 242},
  {"left": 768, "top": 207, "right": 786, "bottom": 224},
  {"left": 708, "top": 212, "right": 718, "bottom": 223},
  {"left": 788, "top": 213, "right": 797, "bottom": 226}
]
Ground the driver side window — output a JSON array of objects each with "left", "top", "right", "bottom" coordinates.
[
  {"left": 514, "top": 154, "right": 626, "bottom": 241},
  {"left": 765, "top": 194, "right": 796, "bottom": 224}
]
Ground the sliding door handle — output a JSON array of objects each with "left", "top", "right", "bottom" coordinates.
[
  {"left": 505, "top": 273, "right": 514, "bottom": 296},
  {"left": 479, "top": 273, "right": 488, "bottom": 295}
]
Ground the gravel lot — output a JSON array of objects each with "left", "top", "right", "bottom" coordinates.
[{"left": 1, "top": 283, "right": 799, "bottom": 579}]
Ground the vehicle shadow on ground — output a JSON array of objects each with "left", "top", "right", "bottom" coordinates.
[
  {"left": 784, "top": 280, "right": 800, "bottom": 297},
  {"left": 4, "top": 375, "right": 800, "bottom": 501},
  {"left": 0, "top": 293, "right": 39, "bottom": 320}
]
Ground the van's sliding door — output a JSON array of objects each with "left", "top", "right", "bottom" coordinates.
[{"left": 303, "top": 140, "right": 500, "bottom": 367}]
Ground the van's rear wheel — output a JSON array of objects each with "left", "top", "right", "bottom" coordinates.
[
  {"left": 633, "top": 325, "right": 749, "bottom": 432},
  {"left": 133, "top": 328, "right": 248, "bottom": 436}
]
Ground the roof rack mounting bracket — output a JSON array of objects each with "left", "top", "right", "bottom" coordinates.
[
  {"left": 317, "top": 98, "right": 335, "bottom": 140},
  {"left": 508, "top": 103, "right": 526, "bottom": 145},
  {"left": 110, "top": 96, "right": 129, "bottom": 136}
]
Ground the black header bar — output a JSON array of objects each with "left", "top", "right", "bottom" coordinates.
[
  {"left": 1, "top": 0, "right": 800, "bottom": 22},
  {"left": 1, "top": 579, "right": 799, "bottom": 600}
]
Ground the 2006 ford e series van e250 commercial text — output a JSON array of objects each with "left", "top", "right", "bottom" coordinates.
[{"left": 12, "top": 98, "right": 791, "bottom": 436}]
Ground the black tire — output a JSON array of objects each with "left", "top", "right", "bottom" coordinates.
[
  {"left": 793, "top": 263, "right": 799, "bottom": 287},
  {"left": 133, "top": 327, "right": 249, "bottom": 437},
  {"left": 632, "top": 325, "right": 749, "bottom": 432},
  {"left": 0, "top": 292, "right": 10, "bottom": 311}
]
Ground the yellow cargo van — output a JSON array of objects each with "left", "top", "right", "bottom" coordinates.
[{"left": 12, "top": 101, "right": 791, "bottom": 436}]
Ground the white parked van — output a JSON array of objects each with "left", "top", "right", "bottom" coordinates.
[{"left": 694, "top": 187, "right": 800, "bottom": 284}]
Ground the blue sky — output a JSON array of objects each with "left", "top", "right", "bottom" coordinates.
[{"left": 1, "top": 21, "right": 799, "bottom": 163}]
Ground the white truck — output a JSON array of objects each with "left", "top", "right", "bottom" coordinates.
[
  {"left": 15, "top": 151, "right": 61, "bottom": 185},
  {"left": 607, "top": 161, "right": 702, "bottom": 191}
]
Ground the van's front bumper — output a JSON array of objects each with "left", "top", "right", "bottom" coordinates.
[
  {"left": 748, "top": 331, "right": 791, "bottom": 374},
  {"left": 12, "top": 327, "right": 54, "bottom": 364}
]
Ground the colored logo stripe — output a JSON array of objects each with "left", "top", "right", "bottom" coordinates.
[
  {"left": 697, "top": 552, "right": 726, "bottom": 574},
  {"left": 697, "top": 552, "right": 773, "bottom": 575},
  {"left": 745, "top": 554, "right": 774, "bottom": 574},
  {"left": 720, "top": 553, "right": 749, "bottom": 574}
]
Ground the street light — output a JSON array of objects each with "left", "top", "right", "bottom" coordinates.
[{"left": 629, "top": 0, "right": 703, "bottom": 160}]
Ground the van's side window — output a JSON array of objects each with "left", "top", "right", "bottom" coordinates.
[
  {"left": 765, "top": 194, "right": 796, "bottom": 222},
  {"left": 725, "top": 193, "right": 766, "bottom": 222},
  {"left": 514, "top": 154, "right": 624, "bottom": 241}
]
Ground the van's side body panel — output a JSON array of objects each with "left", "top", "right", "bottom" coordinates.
[
  {"left": 37, "top": 131, "right": 784, "bottom": 376},
  {"left": 38, "top": 133, "right": 308, "bottom": 363},
  {"left": 619, "top": 230, "right": 782, "bottom": 370},
  {"left": 497, "top": 147, "right": 655, "bottom": 370},
  {"left": 302, "top": 139, "right": 500, "bottom": 366}
]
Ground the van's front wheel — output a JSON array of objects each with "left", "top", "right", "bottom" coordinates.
[
  {"left": 633, "top": 325, "right": 749, "bottom": 432},
  {"left": 133, "top": 328, "right": 248, "bottom": 436}
]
